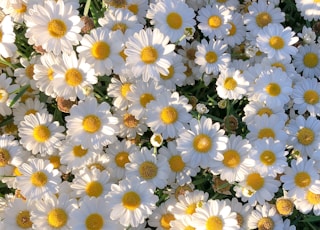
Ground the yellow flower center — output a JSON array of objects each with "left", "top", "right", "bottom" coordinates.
[
  {"left": 13, "top": 166, "right": 22, "bottom": 176},
  {"left": 269, "top": 36, "right": 285, "bottom": 50},
  {"left": 160, "top": 66, "right": 174, "bottom": 80},
  {"left": 85, "top": 213, "right": 104, "bottom": 230},
  {"left": 115, "top": 151, "right": 130, "bottom": 168},
  {"left": 33, "top": 125, "right": 51, "bottom": 143},
  {"left": 160, "top": 106, "right": 178, "bottom": 124},
  {"left": 260, "top": 150, "right": 276, "bottom": 166},
  {"left": 25, "top": 109, "right": 37, "bottom": 116},
  {"left": 257, "top": 108, "right": 273, "bottom": 116},
  {"left": 304, "top": 90, "right": 319, "bottom": 105},
  {"left": 25, "top": 64, "right": 34, "bottom": 79},
  {"left": 186, "top": 203, "right": 197, "bottom": 215},
  {"left": 88, "top": 163, "right": 105, "bottom": 171},
  {"left": 295, "top": 171, "right": 311, "bottom": 188},
  {"left": 271, "top": 62, "right": 286, "bottom": 71},
  {"left": 265, "top": 83, "right": 281, "bottom": 96},
  {"left": 48, "top": 19, "right": 67, "bottom": 38},
  {"left": 0, "top": 148, "right": 10, "bottom": 167},
  {"left": 111, "top": 23, "right": 128, "bottom": 33},
  {"left": 303, "top": 52, "right": 319, "bottom": 68},
  {"left": 236, "top": 213, "right": 244, "bottom": 227},
  {"left": 120, "top": 83, "right": 131, "bottom": 98},
  {"left": 160, "top": 213, "right": 175, "bottom": 229},
  {"left": 65, "top": 68, "right": 83, "bottom": 87},
  {"left": 297, "top": 127, "right": 314, "bottom": 146},
  {"left": 31, "top": 171, "right": 48, "bottom": 187},
  {"left": 122, "top": 191, "right": 141, "bottom": 210},
  {"left": 82, "top": 115, "right": 101, "bottom": 133},
  {"left": 258, "top": 128, "right": 275, "bottom": 139},
  {"left": 15, "top": 3, "right": 27, "bottom": 13},
  {"left": 16, "top": 210, "right": 33, "bottom": 229},
  {"left": 119, "top": 49, "right": 127, "bottom": 61},
  {"left": 48, "top": 68, "right": 54, "bottom": 81},
  {"left": 306, "top": 190, "right": 320, "bottom": 205},
  {"left": 257, "top": 217, "right": 274, "bottom": 230},
  {"left": 123, "top": 113, "right": 138, "bottom": 128},
  {"left": 185, "top": 227, "right": 196, "bottom": 230},
  {"left": 169, "top": 155, "right": 185, "bottom": 172},
  {"left": 206, "top": 216, "right": 223, "bottom": 230},
  {"left": 205, "top": 51, "right": 218, "bottom": 64},
  {"left": 141, "top": 46, "right": 158, "bottom": 64},
  {"left": 208, "top": 15, "right": 222, "bottom": 28},
  {"left": 193, "top": 134, "right": 212, "bottom": 153},
  {"left": 228, "top": 22, "right": 237, "bottom": 36},
  {"left": 256, "top": 12, "right": 272, "bottom": 28},
  {"left": 91, "top": 41, "right": 110, "bottom": 60},
  {"left": 167, "top": 12, "right": 183, "bottom": 29},
  {"left": 73, "top": 145, "right": 88, "bottom": 157},
  {"left": 246, "top": 172, "right": 264, "bottom": 191},
  {"left": 47, "top": 208, "right": 68, "bottom": 228},
  {"left": 139, "top": 161, "right": 158, "bottom": 179},
  {"left": 222, "top": 149, "right": 240, "bottom": 168},
  {"left": 86, "top": 181, "right": 103, "bottom": 197},
  {"left": 128, "top": 4, "right": 138, "bottom": 15},
  {"left": 140, "top": 93, "right": 155, "bottom": 108},
  {"left": 0, "top": 89, "right": 8, "bottom": 103},
  {"left": 49, "top": 155, "right": 61, "bottom": 169},
  {"left": 276, "top": 198, "right": 294, "bottom": 216},
  {"left": 224, "top": 77, "right": 237, "bottom": 90}
]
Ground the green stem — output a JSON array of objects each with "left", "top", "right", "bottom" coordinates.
[{"left": 84, "top": 0, "right": 91, "bottom": 17}]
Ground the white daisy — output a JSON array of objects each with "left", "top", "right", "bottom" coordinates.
[
  {"left": 65, "top": 97, "right": 119, "bottom": 149},
  {"left": 256, "top": 23, "right": 298, "bottom": 60},
  {"left": 148, "top": 198, "right": 177, "bottom": 229},
  {"left": 18, "top": 112, "right": 65, "bottom": 155},
  {"left": 15, "top": 158, "right": 62, "bottom": 201},
  {"left": 24, "top": 0, "right": 82, "bottom": 55},
  {"left": 146, "top": 0, "right": 196, "bottom": 45},
  {"left": 124, "top": 28, "right": 175, "bottom": 82},
  {"left": 225, "top": 197, "right": 253, "bottom": 230},
  {"left": 297, "top": 26, "right": 317, "bottom": 45},
  {"left": 76, "top": 27, "right": 124, "bottom": 76},
  {"left": 176, "top": 116, "right": 227, "bottom": 169},
  {"left": 125, "top": 147, "right": 170, "bottom": 189},
  {"left": 294, "top": 189, "right": 320, "bottom": 216},
  {"left": 107, "top": 176, "right": 158, "bottom": 228},
  {"left": 195, "top": 38, "right": 230, "bottom": 75},
  {"left": 0, "top": 15, "right": 17, "bottom": 58},
  {"left": 223, "top": 12, "right": 246, "bottom": 47},
  {"left": 0, "top": 73, "right": 19, "bottom": 116},
  {"left": 295, "top": 0, "right": 320, "bottom": 21},
  {"left": 145, "top": 91, "right": 192, "bottom": 139},
  {"left": 14, "top": 55, "right": 40, "bottom": 90}
]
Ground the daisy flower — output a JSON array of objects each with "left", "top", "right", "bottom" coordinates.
[
  {"left": 251, "top": 68, "right": 293, "bottom": 108},
  {"left": 0, "top": 15, "right": 17, "bottom": 58},
  {"left": 107, "top": 176, "right": 159, "bottom": 228},
  {"left": 69, "top": 196, "right": 122, "bottom": 229},
  {"left": 126, "top": 80, "right": 165, "bottom": 120},
  {"left": 191, "top": 199, "right": 238, "bottom": 230},
  {"left": 159, "top": 140, "right": 200, "bottom": 186},
  {"left": 15, "top": 158, "right": 62, "bottom": 201},
  {"left": 225, "top": 197, "right": 253, "bottom": 230},
  {"left": 275, "top": 191, "right": 295, "bottom": 217},
  {"left": 70, "top": 167, "right": 111, "bottom": 199},
  {"left": 196, "top": 4, "right": 232, "bottom": 39},
  {"left": 146, "top": 0, "right": 196, "bottom": 45},
  {"left": 170, "top": 216, "right": 195, "bottom": 230},
  {"left": 24, "top": 0, "right": 82, "bottom": 55},
  {"left": 176, "top": 116, "right": 228, "bottom": 169},
  {"left": 256, "top": 23, "right": 299, "bottom": 60},
  {"left": 124, "top": 28, "right": 175, "bottom": 82},
  {"left": 18, "top": 112, "right": 65, "bottom": 155},
  {"left": 195, "top": 38, "right": 230, "bottom": 75},
  {"left": 105, "top": 139, "right": 138, "bottom": 181},
  {"left": 0, "top": 73, "right": 19, "bottom": 116},
  {"left": 292, "top": 77, "right": 320, "bottom": 116},
  {"left": 246, "top": 114, "right": 288, "bottom": 143},
  {"left": 280, "top": 158, "right": 320, "bottom": 199},
  {"left": 223, "top": 12, "right": 246, "bottom": 47},
  {"left": 148, "top": 198, "right": 177, "bottom": 229},
  {"left": 210, "top": 134, "right": 255, "bottom": 183},
  {"left": 295, "top": 0, "right": 320, "bottom": 21},
  {"left": 244, "top": 0, "right": 285, "bottom": 35},
  {"left": 3, "top": 198, "right": 34, "bottom": 230},
  {"left": 85, "top": 152, "right": 110, "bottom": 174},
  {"left": 65, "top": 97, "right": 119, "bottom": 150},
  {"left": 169, "top": 189, "right": 209, "bottom": 220},
  {"left": 286, "top": 115, "right": 320, "bottom": 157},
  {"left": 145, "top": 91, "right": 192, "bottom": 139},
  {"left": 234, "top": 169, "right": 281, "bottom": 206},
  {"left": 177, "top": 40, "right": 199, "bottom": 68},
  {"left": 216, "top": 67, "right": 249, "bottom": 100},
  {"left": 2, "top": 0, "right": 28, "bottom": 23},
  {"left": 52, "top": 51, "right": 97, "bottom": 100},
  {"left": 297, "top": 26, "right": 317, "bottom": 45},
  {"left": 294, "top": 189, "right": 320, "bottom": 216},
  {"left": 125, "top": 147, "right": 170, "bottom": 189},
  {"left": 292, "top": 44, "right": 320, "bottom": 79},
  {"left": 261, "top": 56, "right": 299, "bottom": 80},
  {"left": 14, "top": 55, "right": 40, "bottom": 91},
  {"left": 30, "top": 193, "right": 77, "bottom": 230},
  {"left": 76, "top": 27, "right": 124, "bottom": 76},
  {"left": 247, "top": 203, "right": 284, "bottom": 230},
  {"left": 250, "top": 138, "right": 288, "bottom": 177}
]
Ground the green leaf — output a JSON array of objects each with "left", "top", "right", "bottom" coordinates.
[{"left": 9, "top": 84, "right": 30, "bottom": 107}]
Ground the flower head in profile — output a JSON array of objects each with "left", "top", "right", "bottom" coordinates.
[{"left": 0, "top": 15, "right": 17, "bottom": 58}]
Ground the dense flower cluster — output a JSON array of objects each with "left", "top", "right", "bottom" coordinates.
[{"left": 0, "top": 0, "right": 320, "bottom": 229}]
